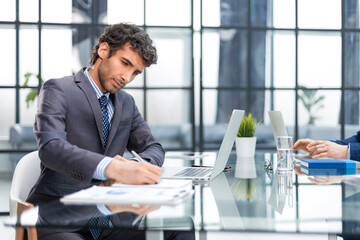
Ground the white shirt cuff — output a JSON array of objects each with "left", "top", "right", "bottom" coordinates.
[{"left": 92, "top": 157, "right": 114, "bottom": 180}]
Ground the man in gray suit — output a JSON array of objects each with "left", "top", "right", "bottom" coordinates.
[{"left": 27, "top": 23, "right": 164, "bottom": 205}]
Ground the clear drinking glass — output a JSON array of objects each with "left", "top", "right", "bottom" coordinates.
[
  {"left": 277, "top": 170, "right": 294, "bottom": 209},
  {"left": 276, "top": 136, "right": 294, "bottom": 173}
]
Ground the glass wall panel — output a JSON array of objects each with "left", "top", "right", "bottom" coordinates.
[
  {"left": 266, "top": 31, "right": 295, "bottom": 88},
  {"left": 19, "top": 0, "right": 38, "bottom": 22},
  {"left": 0, "top": 89, "right": 15, "bottom": 139},
  {"left": 0, "top": 26, "right": 16, "bottom": 86},
  {"left": 19, "top": 26, "right": 39, "bottom": 87},
  {"left": 107, "top": 0, "right": 144, "bottom": 25},
  {"left": 20, "top": 88, "right": 37, "bottom": 125},
  {"left": 126, "top": 74, "right": 144, "bottom": 88},
  {"left": 298, "top": 32, "right": 341, "bottom": 88},
  {"left": 202, "top": 0, "right": 248, "bottom": 27},
  {"left": 147, "top": 90, "right": 190, "bottom": 124},
  {"left": 250, "top": 30, "right": 267, "bottom": 87},
  {"left": 250, "top": 0, "right": 270, "bottom": 27},
  {"left": 267, "top": 90, "right": 296, "bottom": 138},
  {"left": 202, "top": 30, "right": 220, "bottom": 88},
  {"left": 344, "top": 32, "right": 360, "bottom": 88},
  {"left": 202, "top": 29, "right": 248, "bottom": 88},
  {"left": 147, "top": 28, "right": 192, "bottom": 87},
  {"left": 42, "top": 26, "right": 75, "bottom": 81},
  {"left": 147, "top": 90, "right": 191, "bottom": 149},
  {"left": 123, "top": 89, "right": 144, "bottom": 117},
  {"left": 146, "top": 0, "right": 191, "bottom": 26},
  {"left": 272, "top": 0, "right": 295, "bottom": 28},
  {"left": 263, "top": 90, "right": 295, "bottom": 147},
  {"left": 344, "top": 0, "right": 360, "bottom": 29},
  {"left": 344, "top": 90, "right": 360, "bottom": 139},
  {"left": 202, "top": 89, "right": 245, "bottom": 149},
  {"left": 298, "top": 0, "right": 341, "bottom": 29},
  {"left": 298, "top": 90, "right": 341, "bottom": 141},
  {"left": 41, "top": 0, "right": 72, "bottom": 23},
  {"left": 72, "top": 0, "right": 105, "bottom": 24},
  {"left": 0, "top": 0, "right": 15, "bottom": 21}
]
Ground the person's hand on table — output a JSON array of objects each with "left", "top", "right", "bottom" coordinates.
[
  {"left": 307, "top": 176, "right": 345, "bottom": 185},
  {"left": 293, "top": 138, "right": 315, "bottom": 153},
  {"left": 294, "top": 166, "right": 345, "bottom": 185},
  {"left": 104, "top": 155, "right": 161, "bottom": 185},
  {"left": 293, "top": 165, "right": 306, "bottom": 176},
  {"left": 306, "top": 140, "right": 347, "bottom": 159}
]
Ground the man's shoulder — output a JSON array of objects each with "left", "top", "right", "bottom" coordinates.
[
  {"left": 44, "top": 70, "right": 85, "bottom": 87},
  {"left": 44, "top": 75, "right": 74, "bottom": 85}
]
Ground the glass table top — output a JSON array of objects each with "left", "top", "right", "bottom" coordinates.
[{"left": 5, "top": 151, "right": 360, "bottom": 238}]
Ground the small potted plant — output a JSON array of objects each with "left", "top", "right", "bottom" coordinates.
[{"left": 236, "top": 113, "right": 262, "bottom": 157}]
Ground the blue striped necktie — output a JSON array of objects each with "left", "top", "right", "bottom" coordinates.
[
  {"left": 89, "top": 215, "right": 110, "bottom": 240},
  {"left": 98, "top": 96, "right": 110, "bottom": 147}
]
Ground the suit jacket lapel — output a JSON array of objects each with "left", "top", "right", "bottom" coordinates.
[
  {"left": 105, "top": 92, "right": 123, "bottom": 152},
  {"left": 75, "top": 69, "right": 105, "bottom": 148}
]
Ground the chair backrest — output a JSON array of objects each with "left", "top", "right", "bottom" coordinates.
[{"left": 9, "top": 151, "right": 41, "bottom": 217}]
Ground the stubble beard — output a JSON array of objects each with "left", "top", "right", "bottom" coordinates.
[{"left": 97, "top": 62, "right": 118, "bottom": 94}]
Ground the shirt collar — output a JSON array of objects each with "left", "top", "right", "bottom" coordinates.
[{"left": 84, "top": 67, "right": 110, "bottom": 100}]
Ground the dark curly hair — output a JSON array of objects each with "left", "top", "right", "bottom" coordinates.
[{"left": 89, "top": 23, "right": 157, "bottom": 67}]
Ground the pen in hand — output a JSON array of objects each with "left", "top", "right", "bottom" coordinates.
[
  {"left": 132, "top": 214, "right": 143, "bottom": 226},
  {"left": 131, "top": 150, "right": 145, "bottom": 162},
  {"left": 131, "top": 150, "right": 162, "bottom": 184}
]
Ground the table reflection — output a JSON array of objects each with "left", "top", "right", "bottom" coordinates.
[
  {"left": 268, "top": 170, "right": 294, "bottom": 214},
  {"left": 23, "top": 199, "right": 195, "bottom": 240}
]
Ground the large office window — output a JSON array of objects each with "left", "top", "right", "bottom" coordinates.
[{"left": 0, "top": 0, "right": 359, "bottom": 212}]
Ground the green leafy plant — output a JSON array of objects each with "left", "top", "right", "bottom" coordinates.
[
  {"left": 237, "top": 113, "right": 262, "bottom": 138},
  {"left": 23, "top": 72, "right": 44, "bottom": 108},
  {"left": 298, "top": 86, "right": 325, "bottom": 125}
]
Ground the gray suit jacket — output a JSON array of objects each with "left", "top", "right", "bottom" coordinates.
[{"left": 28, "top": 69, "right": 165, "bottom": 203}]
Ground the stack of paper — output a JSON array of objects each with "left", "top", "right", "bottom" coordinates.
[
  {"left": 112, "top": 179, "right": 192, "bottom": 190},
  {"left": 61, "top": 179, "right": 193, "bottom": 206}
]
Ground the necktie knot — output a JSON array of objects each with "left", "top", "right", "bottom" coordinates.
[{"left": 99, "top": 95, "right": 108, "bottom": 108}]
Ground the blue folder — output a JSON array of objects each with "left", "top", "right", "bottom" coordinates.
[
  {"left": 300, "top": 166, "right": 356, "bottom": 176},
  {"left": 300, "top": 159, "right": 360, "bottom": 169}
]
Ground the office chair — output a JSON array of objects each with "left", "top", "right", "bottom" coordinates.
[{"left": 9, "top": 151, "right": 40, "bottom": 240}]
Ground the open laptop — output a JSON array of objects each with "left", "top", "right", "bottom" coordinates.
[
  {"left": 268, "top": 110, "right": 308, "bottom": 159},
  {"left": 268, "top": 111, "right": 288, "bottom": 143},
  {"left": 162, "top": 109, "right": 244, "bottom": 181}
]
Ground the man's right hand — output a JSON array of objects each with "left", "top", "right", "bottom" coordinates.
[
  {"left": 293, "top": 138, "right": 315, "bottom": 152},
  {"left": 104, "top": 155, "right": 161, "bottom": 185}
]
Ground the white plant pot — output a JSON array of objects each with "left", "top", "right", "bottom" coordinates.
[{"left": 235, "top": 137, "right": 257, "bottom": 157}]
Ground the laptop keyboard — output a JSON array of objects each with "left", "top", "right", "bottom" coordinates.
[{"left": 175, "top": 167, "right": 213, "bottom": 177}]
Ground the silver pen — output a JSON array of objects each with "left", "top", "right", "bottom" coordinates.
[
  {"left": 131, "top": 150, "right": 145, "bottom": 162},
  {"left": 132, "top": 214, "right": 143, "bottom": 226}
]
